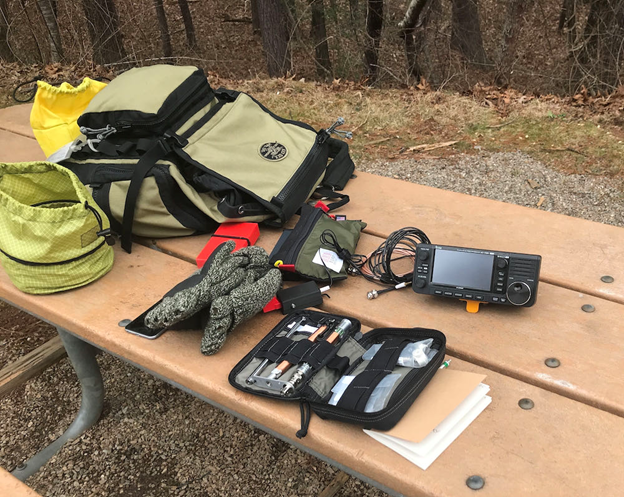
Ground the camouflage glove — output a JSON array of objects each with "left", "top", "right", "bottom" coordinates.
[
  {"left": 145, "top": 241, "right": 246, "bottom": 330},
  {"left": 200, "top": 248, "right": 282, "bottom": 355}
]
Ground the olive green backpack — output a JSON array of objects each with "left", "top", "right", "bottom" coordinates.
[
  {"left": 62, "top": 65, "right": 355, "bottom": 253},
  {"left": 0, "top": 161, "right": 114, "bottom": 294}
]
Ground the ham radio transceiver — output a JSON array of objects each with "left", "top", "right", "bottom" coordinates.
[{"left": 412, "top": 244, "right": 541, "bottom": 307}]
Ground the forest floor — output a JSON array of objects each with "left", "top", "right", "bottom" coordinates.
[{"left": 1, "top": 73, "right": 623, "bottom": 496}]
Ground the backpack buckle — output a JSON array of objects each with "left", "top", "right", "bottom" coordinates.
[{"left": 163, "top": 131, "right": 188, "bottom": 148}]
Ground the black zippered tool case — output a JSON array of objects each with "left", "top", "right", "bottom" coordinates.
[{"left": 229, "top": 310, "right": 446, "bottom": 437}]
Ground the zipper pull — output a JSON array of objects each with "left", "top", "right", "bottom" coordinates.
[
  {"left": 324, "top": 117, "right": 353, "bottom": 140},
  {"left": 85, "top": 201, "right": 116, "bottom": 246},
  {"left": 97, "top": 228, "right": 116, "bottom": 246},
  {"left": 296, "top": 400, "right": 312, "bottom": 439},
  {"left": 79, "top": 124, "right": 117, "bottom": 140}
]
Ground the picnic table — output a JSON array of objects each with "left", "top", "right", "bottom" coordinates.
[{"left": 2, "top": 104, "right": 624, "bottom": 496}]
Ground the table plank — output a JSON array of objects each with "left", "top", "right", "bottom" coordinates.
[
  {"left": 0, "top": 104, "right": 35, "bottom": 139},
  {"left": 2, "top": 244, "right": 624, "bottom": 496},
  {"left": 0, "top": 130, "right": 45, "bottom": 162},
  {"left": 338, "top": 172, "right": 624, "bottom": 303},
  {"left": 155, "top": 230, "right": 624, "bottom": 417},
  {"left": 0, "top": 467, "right": 41, "bottom": 496},
  {"left": 0, "top": 335, "right": 66, "bottom": 398}
]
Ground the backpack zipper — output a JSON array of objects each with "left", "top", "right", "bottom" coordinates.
[
  {"left": 116, "top": 77, "right": 209, "bottom": 131},
  {"left": 81, "top": 75, "right": 209, "bottom": 140},
  {"left": 279, "top": 207, "right": 323, "bottom": 265},
  {"left": 273, "top": 117, "right": 350, "bottom": 209},
  {"left": 273, "top": 135, "right": 326, "bottom": 207}
]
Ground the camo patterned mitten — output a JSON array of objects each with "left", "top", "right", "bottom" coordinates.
[
  {"left": 200, "top": 251, "right": 282, "bottom": 355},
  {"left": 145, "top": 241, "right": 246, "bottom": 330}
]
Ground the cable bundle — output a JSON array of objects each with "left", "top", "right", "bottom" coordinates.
[{"left": 320, "top": 227, "right": 431, "bottom": 298}]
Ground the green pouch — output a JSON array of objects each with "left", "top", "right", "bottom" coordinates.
[
  {"left": 269, "top": 204, "right": 366, "bottom": 283},
  {"left": 0, "top": 161, "right": 115, "bottom": 294}
]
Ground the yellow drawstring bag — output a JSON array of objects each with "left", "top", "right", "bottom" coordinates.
[
  {"left": 30, "top": 78, "right": 107, "bottom": 158},
  {"left": 0, "top": 161, "right": 115, "bottom": 294}
]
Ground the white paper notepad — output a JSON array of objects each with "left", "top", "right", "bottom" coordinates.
[{"left": 364, "top": 380, "right": 491, "bottom": 470}]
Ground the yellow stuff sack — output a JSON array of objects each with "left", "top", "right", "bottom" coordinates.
[
  {"left": 0, "top": 161, "right": 115, "bottom": 294},
  {"left": 30, "top": 78, "right": 107, "bottom": 157}
]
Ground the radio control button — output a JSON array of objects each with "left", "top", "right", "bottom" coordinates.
[
  {"left": 414, "top": 278, "right": 426, "bottom": 288},
  {"left": 500, "top": 298, "right": 507, "bottom": 303},
  {"left": 434, "top": 290, "right": 442, "bottom": 295},
  {"left": 454, "top": 292, "right": 463, "bottom": 297},
  {"left": 475, "top": 295, "right": 484, "bottom": 301},
  {"left": 444, "top": 291, "right": 453, "bottom": 296},
  {"left": 496, "top": 258, "right": 508, "bottom": 269},
  {"left": 492, "top": 296, "right": 499, "bottom": 302},
  {"left": 498, "top": 271, "right": 506, "bottom": 277},
  {"left": 465, "top": 293, "right": 473, "bottom": 299},
  {"left": 418, "top": 251, "right": 429, "bottom": 261}
]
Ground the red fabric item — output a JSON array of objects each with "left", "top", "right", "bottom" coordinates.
[
  {"left": 196, "top": 222, "right": 260, "bottom": 268},
  {"left": 263, "top": 296, "right": 283, "bottom": 313},
  {"left": 277, "top": 264, "right": 296, "bottom": 272},
  {"left": 314, "top": 200, "right": 330, "bottom": 212}
]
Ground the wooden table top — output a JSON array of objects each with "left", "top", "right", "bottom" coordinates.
[{"left": 1, "top": 104, "right": 624, "bottom": 496}]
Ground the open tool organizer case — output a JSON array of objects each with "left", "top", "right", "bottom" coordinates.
[{"left": 229, "top": 310, "right": 446, "bottom": 437}]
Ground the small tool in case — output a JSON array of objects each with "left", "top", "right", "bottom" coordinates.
[{"left": 229, "top": 310, "right": 446, "bottom": 437}]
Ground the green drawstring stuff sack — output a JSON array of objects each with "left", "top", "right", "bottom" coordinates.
[{"left": 0, "top": 161, "right": 115, "bottom": 294}]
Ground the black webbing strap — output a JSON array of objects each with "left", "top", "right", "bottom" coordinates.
[
  {"left": 95, "top": 138, "right": 155, "bottom": 157},
  {"left": 300, "top": 340, "right": 334, "bottom": 369},
  {"left": 279, "top": 339, "right": 316, "bottom": 366},
  {"left": 120, "top": 139, "right": 170, "bottom": 253},
  {"left": 314, "top": 186, "right": 350, "bottom": 211},
  {"left": 255, "top": 336, "right": 298, "bottom": 363},
  {"left": 325, "top": 354, "right": 350, "bottom": 375},
  {"left": 323, "top": 138, "right": 355, "bottom": 190},
  {"left": 336, "top": 338, "right": 411, "bottom": 411}
]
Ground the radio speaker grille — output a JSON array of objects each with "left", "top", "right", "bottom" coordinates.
[{"left": 509, "top": 259, "right": 537, "bottom": 278}]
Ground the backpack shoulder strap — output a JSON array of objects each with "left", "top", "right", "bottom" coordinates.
[{"left": 322, "top": 138, "right": 355, "bottom": 191}]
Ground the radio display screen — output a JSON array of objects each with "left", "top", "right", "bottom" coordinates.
[{"left": 431, "top": 249, "right": 494, "bottom": 291}]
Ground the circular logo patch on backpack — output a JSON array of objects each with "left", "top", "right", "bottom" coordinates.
[{"left": 259, "top": 142, "right": 288, "bottom": 161}]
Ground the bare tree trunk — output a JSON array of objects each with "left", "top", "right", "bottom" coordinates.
[
  {"left": 36, "top": 0, "right": 64, "bottom": 62},
  {"left": 558, "top": 0, "right": 577, "bottom": 48},
  {"left": 176, "top": 0, "right": 197, "bottom": 48},
  {"left": 251, "top": 0, "right": 260, "bottom": 35},
  {"left": 399, "top": 0, "right": 430, "bottom": 80},
  {"left": 153, "top": 0, "right": 172, "bottom": 57},
  {"left": 309, "top": 0, "right": 332, "bottom": 77},
  {"left": 450, "top": 0, "right": 487, "bottom": 64},
  {"left": 496, "top": 0, "right": 532, "bottom": 84},
  {"left": 577, "top": 0, "right": 624, "bottom": 90},
  {"left": 81, "top": 0, "right": 126, "bottom": 64},
  {"left": 364, "top": 0, "right": 383, "bottom": 81},
  {"left": 257, "top": 0, "right": 292, "bottom": 77},
  {"left": 0, "top": 0, "right": 15, "bottom": 62},
  {"left": 18, "top": 0, "right": 44, "bottom": 62}
]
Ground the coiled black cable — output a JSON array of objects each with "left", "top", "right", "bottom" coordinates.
[{"left": 320, "top": 226, "right": 431, "bottom": 287}]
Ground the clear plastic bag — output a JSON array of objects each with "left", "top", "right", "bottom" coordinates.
[
  {"left": 397, "top": 338, "right": 437, "bottom": 368},
  {"left": 328, "top": 375, "right": 355, "bottom": 406},
  {"left": 362, "top": 339, "right": 437, "bottom": 368},
  {"left": 364, "top": 373, "right": 401, "bottom": 413}
]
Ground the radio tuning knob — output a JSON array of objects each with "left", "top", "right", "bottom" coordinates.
[
  {"left": 414, "top": 278, "right": 426, "bottom": 288},
  {"left": 507, "top": 281, "right": 531, "bottom": 306},
  {"left": 418, "top": 251, "right": 429, "bottom": 261},
  {"left": 496, "top": 258, "right": 508, "bottom": 269}
]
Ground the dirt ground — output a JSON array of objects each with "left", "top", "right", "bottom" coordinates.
[{"left": 1, "top": 151, "right": 623, "bottom": 496}]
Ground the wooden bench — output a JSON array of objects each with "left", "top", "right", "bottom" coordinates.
[
  {"left": 0, "top": 468, "right": 41, "bottom": 497},
  {"left": 2, "top": 104, "right": 624, "bottom": 496}
]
